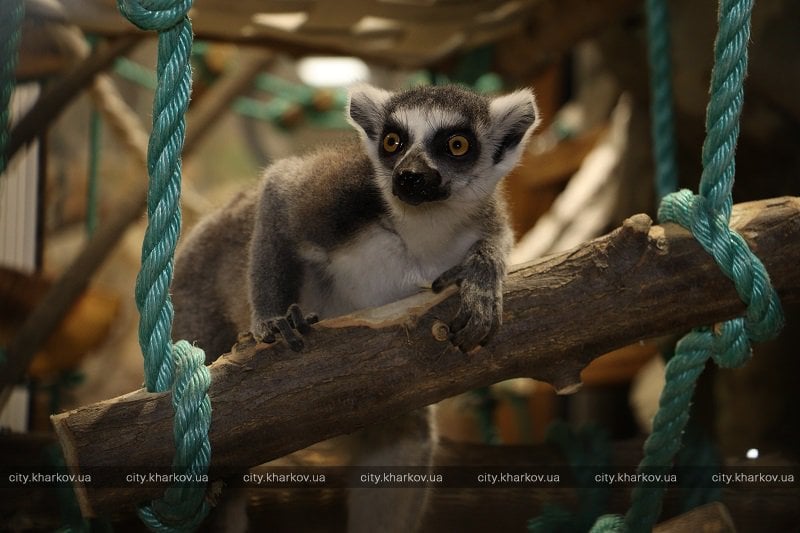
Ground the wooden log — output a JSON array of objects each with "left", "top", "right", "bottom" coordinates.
[{"left": 48, "top": 196, "right": 800, "bottom": 516}]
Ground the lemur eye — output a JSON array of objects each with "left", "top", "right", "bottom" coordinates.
[
  {"left": 447, "top": 135, "right": 470, "bottom": 157},
  {"left": 383, "top": 132, "right": 402, "bottom": 153}
]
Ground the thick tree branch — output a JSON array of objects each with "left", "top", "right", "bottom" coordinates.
[{"left": 51, "top": 196, "right": 800, "bottom": 516}]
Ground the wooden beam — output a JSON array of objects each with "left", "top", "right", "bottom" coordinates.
[
  {"left": 6, "top": 35, "right": 143, "bottom": 162},
  {"left": 495, "top": 0, "right": 640, "bottom": 81},
  {"left": 59, "top": 0, "right": 640, "bottom": 71},
  {"left": 50, "top": 196, "right": 800, "bottom": 516}
]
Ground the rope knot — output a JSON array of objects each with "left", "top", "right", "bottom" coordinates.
[
  {"left": 117, "top": 0, "right": 192, "bottom": 32},
  {"left": 709, "top": 320, "right": 751, "bottom": 368},
  {"left": 658, "top": 189, "right": 783, "bottom": 366},
  {"left": 138, "top": 341, "right": 211, "bottom": 530}
]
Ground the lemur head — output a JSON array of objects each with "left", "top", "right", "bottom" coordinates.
[{"left": 348, "top": 84, "right": 540, "bottom": 209}]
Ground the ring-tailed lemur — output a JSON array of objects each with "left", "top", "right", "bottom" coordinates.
[{"left": 171, "top": 83, "right": 539, "bottom": 532}]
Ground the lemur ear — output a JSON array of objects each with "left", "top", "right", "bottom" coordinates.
[
  {"left": 347, "top": 84, "right": 392, "bottom": 141},
  {"left": 489, "top": 89, "right": 540, "bottom": 165}
]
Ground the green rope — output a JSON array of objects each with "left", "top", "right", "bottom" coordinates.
[
  {"left": 529, "top": 422, "right": 611, "bottom": 533},
  {"left": 138, "top": 342, "right": 211, "bottom": 532},
  {"left": 116, "top": 0, "right": 211, "bottom": 530},
  {"left": 674, "top": 425, "right": 722, "bottom": 512},
  {"left": 645, "top": 0, "right": 678, "bottom": 200},
  {"left": 472, "top": 387, "right": 501, "bottom": 444},
  {"left": 593, "top": 1, "right": 784, "bottom": 531},
  {"left": 0, "top": 0, "right": 24, "bottom": 174}
]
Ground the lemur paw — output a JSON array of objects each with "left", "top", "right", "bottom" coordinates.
[
  {"left": 432, "top": 266, "right": 501, "bottom": 353},
  {"left": 252, "top": 303, "right": 319, "bottom": 352}
]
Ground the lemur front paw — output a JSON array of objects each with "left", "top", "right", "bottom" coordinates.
[
  {"left": 432, "top": 265, "right": 502, "bottom": 353},
  {"left": 252, "top": 303, "right": 319, "bottom": 352}
]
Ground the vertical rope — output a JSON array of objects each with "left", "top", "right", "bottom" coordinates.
[
  {"left": 125, "top": 2, "right": 194, "bottom": 392},
  {"left": 592, "top": 1, "right": 784, "bottom": 531},
  {"left": 645, "top": 0, "right": 678, "bottom": 200},
  {"left": 529, "top": 422, "right": 612, "bottom": 532},
  {"left": 116, "top": 1, "right": 212, "bottom": 530},
  {"left": 0, "top": 0, "right": 24, "bottom": 175}
]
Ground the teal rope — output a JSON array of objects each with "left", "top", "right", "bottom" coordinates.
[
  {"left": 529, "top": 422, "right": 611, "bottom": 533},
  {"left": 0, "top": 0, "right": 24, "bottom": 174},
  {"left": 674, "top": 425, "right": 722, "bottom": 512},
  {"left": 645, "top": 0, "right": 678, "bottom": 200},
  {"left": 120, "top": 0, "right": 193, "bottom": 393},
  {"left": 138, "top": 342, "right": 211, "bottom": 531},
  {"left": 592, "top": 1, "right": 784, "bottom": 531},
  {"left": 116, "top": 0, "right": 212, "bottom": 530},
  {"left": 472, "top": 387, "right": 501, "bottom": 444}
]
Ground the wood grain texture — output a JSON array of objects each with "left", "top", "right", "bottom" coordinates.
[{"left": 50, "top": 196, "right": 800, "bottom": 516}]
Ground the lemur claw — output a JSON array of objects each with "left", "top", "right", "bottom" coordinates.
[
  {"left": 254, "top": 304, "right": 317, "bottom": 352},
  {"left": 433, "top": 269, "right": 501, "bottom": 353}
]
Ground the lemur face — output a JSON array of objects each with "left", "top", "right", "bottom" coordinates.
[{"left": 348, "top": 84, "right": 540, "bottom": 208}]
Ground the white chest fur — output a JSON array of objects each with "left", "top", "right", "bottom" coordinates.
[{"left": 301, "top": 211, "right": 480, "bottom": 319}]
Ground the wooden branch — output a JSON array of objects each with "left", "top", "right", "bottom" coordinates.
[
  {"left": 6, "top": 35, "right": 142, "bottom": 162},
  {"left": 518, "top": 125, "right": 609, "bottom": 190},
  {"left": 50, "top": 196, "right": 800, "bottom": 516}
]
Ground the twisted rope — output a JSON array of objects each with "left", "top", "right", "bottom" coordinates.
[
  {"left": 593, "top": 0, "right": 784, "bottom": 531},
  {"left": 645, "top": 0, "right": 678, "bottom": 200},
  {"left": 138, "top": 342, "right": 211, "bottom": 532},
  {"left": 529, "top": 422, "right": 611, "bottom": 533},
  {"left": 0, "top": 0, "right": 24, "bottom": 174},
  {"left": 133, "top": 10, "right": 194, "bottom": 392},
  {"left": 116, "top": 1, "right": 212, "bottom": 530}
]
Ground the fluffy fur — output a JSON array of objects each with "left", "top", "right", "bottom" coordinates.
[{"left": 171, "top": 84, "right": 539, "bottom": 532}]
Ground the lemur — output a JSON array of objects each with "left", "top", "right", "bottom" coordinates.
[{"left": 171, "top": 83, "right": 539, "bottom": 532}]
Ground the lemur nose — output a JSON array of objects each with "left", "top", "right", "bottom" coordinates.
[
  {"left": 398, "top": 170, "right": 441, "bottom": 188},
  {"left": 393, "top": 168, "right": 447, "bottom": 205}
]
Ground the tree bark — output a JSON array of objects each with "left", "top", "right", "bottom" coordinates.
[{"left": 50, "top": 196, "right": 800, "bottom": 516}]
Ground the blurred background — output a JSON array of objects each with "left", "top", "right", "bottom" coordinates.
[{"left": 1, "top": 0, "right": 798, "bottom": 530}]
